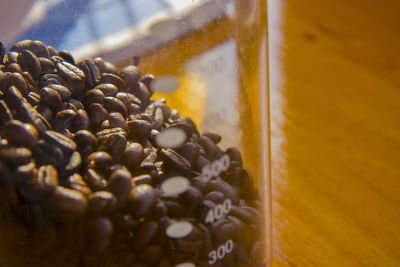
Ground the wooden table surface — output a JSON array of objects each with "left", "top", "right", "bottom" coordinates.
[{"left": 269, "top": 0, "right": 400, "bottom": 266}]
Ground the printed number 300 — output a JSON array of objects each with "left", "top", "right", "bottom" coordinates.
[{"left": 208, "top": 240, "right": 234, "bottom": 265}]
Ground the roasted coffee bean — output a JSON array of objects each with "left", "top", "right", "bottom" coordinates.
[
  {"left": 67, "top": 98, "right": 84, "bottom": 110},
  {"left": 128, "top": 184, "right": 157, "bottom": 218},
  {"left": 85, "top": 89, "right": 105, "bottom": 106},
  {"left": 116, "top": 91, "right": 141, "bottom": 107},
  {"left": 65, "top": 151, "right": 82, "bottom": 174},
  {"left": 34, "top": 164, "right": 59, "bottom": 192},
  {"left": 78, "top": 59, "right": 101, "bottom": 87},
  {"left": 85, "top": 216, "right": 113, "bottom": 240},
  {"left": 192, "top": 176, "right": 209, "bottom": 193},
  {"left": 198, "top": 136, "right": 222, "bottom": 161},
  {"left": 4, "top": 63, "right": 22, "bottom": 73},
  {"left": 1, "top": 120, "right": 39, "bottom": 148},
  {"left": 160, "top": 148, "right": 191, "bottom": 175},
  {"left": 131, "top": 220, "right": 159, "bottom": 250},
  {"left": 0, "top": 100, "right": 14, "bottom": 124},
  {"left": 94, "top": 57, "right": 118, "bottom": 75},
  {"left": 211, "top": 218, "right": 236, "bottom": 242},
  {"left": 132, "top": 174, "right": 151, "bottom": 185},
  {"left": 94, "top": 83, "right": 118, "bottom": 96},
  {"left": 10, "top": 40, "right": 49, "bottom": 58},
  {"left": 86, "top": 151, "right": 113, "bottom": 172},
  {"left": 67, "top": 173, "right": 92, "bottom": 195},
  {"left": 179, "top": 141, "right": 200, "bottom": 165},
  {"left": 97, "top": 130, "right": 127, "bottom": 161},
  {"left": 43, "top": 130, "right": 77, "bottom": 154},
  {"left": 30, "top": 226, "right": 58, "bottom": 256},
  {"left": 208, "top": 179, "right": 239, "bottom": 205},
  {"left": 181, "top": 186, "right": 203, "bottom": 207},
  {"left": 70, "top": 109, "right": 89, "bottom": 131},
  {"left": 73, "top": 130, "right": 98, "bottom": 150},
  {"left": 226, "top": 146, "right": 243, "bottom": 166},
  {"left": 205, "top": 191, "right": 226, "bottom": 204},
  {"left": 164, "top": 200, "right": 186, "bottom": 217},
  {"left": 140, "top": 74, "right": 155, "bottom": 94},
  {"left": 14, "top": 161, "right": 36, "bottom": 182},
  {"left": 104, "top": 96, "right": 128, "bottom": 118},
  {"left": 229, "top": 206, "right": 254, "bottom": 224},
  {"left": 101, "top": 73, "right": 125, "bottom": 88},
  {"left": 120, "top": 65, "right": 141, "bottom": 87},
  {"left": 203, "top": 132, "right": 222, "bottom": 144},
  {"left": 0, "top": 147, "right": 32, "bottom": 166},
  {"left": 58, "top": 50, "right": 75, "bottom": 65},
  {"left": 39, "top": 57, "right": 55, "bottom": 74},
  {"left": 33, "top": 140, "right": 64, "bottom": 167},
  {"left": 108, "top": 169, "right": 133, "bottom": 206},
  {"left": 17, "top": 50, "right": 41, "bottom": 79},
  {"left": 56, "top": 61, "right": 85, "bottom": 96},
  {"left": 132, "top": 82, "right": 151, "bottom": 105},
  {"left": 88, "top": 103, "right": 108, "bottom": 128},
  {"left": 46, "top": 84, "right": 71, "bottom": 101},
  {"left": 27, "top": 91, "right": 41, "bottom": 106},
  {"left": 88, "top": 191, "right": 117, "bottom": 214},
  {"left": 50, "top": 186, "right": 87, "bottom": 222},
  {"left": 3, "top": 72, "right": 29, "bottom": 96},
  {"left": 53, "top": 109, "right": 76, "bottom": 129},
  {"left": 0, "top": 41, "right": 4, "bottom": 63},
  {"left": 127, "top": 119, "right": 152, "bottom": 139},
  {"left": 121, "top": 142, "right": 144, "bottom": 168},
  {"left": 5, "top": 86, "right": 25, "bottom": 109},
  {"left": 40, "top": 86, "right": 62, "bottom": 109},
  {"left": 175, "top": 224, "right": 203, "bottom": 253},
  {"left": 3, "top": 52, "right": 18, "bottom": 65},
  {"left": 108, "top": 112, "right": 127, "bottom": 132}
]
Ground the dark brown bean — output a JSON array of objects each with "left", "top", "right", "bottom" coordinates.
[
  {"left": 10, "top": 40, "right": 49, "bottom": 58},
  {"left": 160, "top": 148, "right": 191, "bottom": 175},
  {"left": 67, "top": 173, "right": 92, "bottom": 195},
  {"left": 88, "top": 191, "right": 117, "bottom": 213},
  {"left": 34, "top": 164, "right": 59, "bottom": 192},
  {"left": 70, "top": 109, "right": 90, "bottom": 131},
  {"left": 78, "top": 59, "right": 101, "bottom": 87},
  {"left": 0, "top": 147, "right": 32, "bottom": 166},
  {"left": 73, "top": 130, "right": 98, "bottom": 150},
  {"left": 132, "top": 82, "right": 151, "bottom": 105},
  {"left": 39, "top": 57, "right": 55, "bottom": 74},
  {"left": 40, "top": 86, "right": 62, "bottom": 109},
  {"left": 132, "top": 174, "right": 152, "bottom": 185},
  {"left": 131, "top": 220, "right": 159, "bottom": 250},
  {"left": 208, "top": 179, "right": 239, "bottom": 205},
  {"left": 0, "top": 41, "right": 4, "bottom": 63},
  {"left": 103, "top": 96, "right": 128, "bottom": 118},
  {"left": 43, "top": 130, "right": 77, "bottom": 154},
  {"left": 179, "top": 141, "right": 200, "bottom": 165},
  {"left": 1, "top": 120, "right": 39, "bottom": 148},
  {"left": 94, "top": 57, "right": 118, "bottom": 75},
  {"left": 138, "top": 244, "right": 163, "bottom": 264},
  {"left": 58, "top": 50, "right": 75, "bottom": 64},
  {"left": 175, "top": 224, "right": 203, "bottom": 253},
  {"left": 164, "top": 200, "right": 186, "bottom": 217},
  {"left": 127, "top": 119, "right": 152, "bottom": 139},
  {"left": 97, "top": 131, "right": 127, "bottom": 162},
  {"left": 27, "top": 91, "right": 41, "bottom": 106},
  {"left": 56, "top": 61, "right": 85, "bottom": 96},
  {"left": 0, "top": 100, "right": 14, "bottom": 123},
  {"left": 46, "top": 84, "right": 72, "bottom": 101},
  {"left": 85, "top": 89, "right": 105, "bottom": 106},
  {"left": 5, "top": 86, "right": 25, "bottom": 109},
  {"left": 88, "top": 103, "right": 108, "bottom": 128},
  {"left": 17, "top": 50, "right": 41, "bottom": 79},
  {"left": 101, "top": 73, "right": 125, "bottom": 88},
  {"left": 50, "top": 186, "right": 87, "bottom": 221},
  {"left": 128, "top": 184, "right": 157, "bottom": 218},
  {"left": 65, "top": 151, "right": 82, "bottom": 174},
  {"left": 84, "top": 168, "right": 108, "bottom": 189},
  {"left": 121, "top": 142, "right": 144, "bottom": 168},
  {"left": 3, "top": 52, "right": 18, "bottom": 65},
  {"left": 94, "top": 83, "right": 118, "bottom": 96},
  {"left": 116, "top": 92, "right": 141, "bottom": 107},
  {"left": 108, "top": 112, "right": 127, "bottom": 132},
  {"left": 86, "top": 216, "right": 113, "bottom": 239},
  {"left": 33, "top": 140, "right": 64, "bottom": 167},
  {"left": 211, "top": 218, "right": 236, "bottom": 242},
  {"left": 229, "top": 206, "right": 255, "bottom": 224},
  {"left": 182, "top": 186, "right": 203, "bottom": 207},
  {"left": 205, "top": 191, "right": 226, "bottom": 204},
  {"left": 53, "top": 109, "right": 77, "bottom": 129},
  {"left": 5, "top": 63, "right": 22, "bottom": 73},
  {"left": 36, "top": 106, "right": 53, "bottom": 122},
  {"left": 120, "top": 65, "right": 141, "bottom": 87},
  {"left": 108, "top": 169, "right": 133, "bottom": 206}
]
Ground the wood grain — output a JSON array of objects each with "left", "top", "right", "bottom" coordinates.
[{"left": 271, "top": 0, "right": 400, "bottom": 266}]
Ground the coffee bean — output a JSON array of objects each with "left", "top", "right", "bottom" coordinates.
[
  {"left": 39, "top": 57, "right": 55, "bottom": 75},
  {"left": 5, "top": 86, "right": 25, "bottom": 109},
  {"left": 17, "top": 50, "right": 41, "bottom": 79},
  {"left": 34, "top": 164, "right": 59, "bottom": 192},
  {"left": 132, "top": 82, "right": 151, "bottom": 105},
  {"left": 65, "top": 151, "right": 82, "bottom": 174},
  {"left": 120, "top": 65, "right": 141, "bottom": 87},
  {"left": 101, "top": 73, "right": 125, "bottom": 88},
  {"left": 211, "top": 218, "right": 236, "bottom": 242},
  {"left": 43, "top": 130, "right": 77, "bottom": 154},
  {"left": 58, "top": 50, "right": 75, "bottom": 65},
  {"left": 84, "top": 168, "right": 108, "bottom": 190},
  {"left": 70, "top": 109, "right": 90, "bottom": 131},
  {"left": 208, "top": 179, "right": 239, "bottom": 205},
  {"left": 88, "top": 103, "right": 108, "bottom": 128},
  {"left": 33, "top": 140, "right": 64, "bottom": 167},
  {"left": 86, "top": 151, "right": 112, "bottom": 171},
  {"left": 14, "top": 161, "right": 36, "bottom": 182},
  {"left": 1, "top": 120, "right": 39, "bottom": 148},
  {"left": 108, "top": 169, "right": 133, "bottom": 206},
  {"left": 85, "top": 89, "right": 105, "bottom": 106},
  {"left": 127, "top": 119, "right": 152, "bottom": 139},
  {"left": 40, "top": 87, "right": 62, "bottom": 109},
  {"left": 128, "top": 184, "right": 157, "bottom": 218},
  {"left": 97, "top": 130, "right": 127, "bottom": 162},
  {"left": 198, "top": 136, "right": 222, "bottom": 161},
  {"left": 0, "top": 41, "right": 4, "bottom": 63},
  {"left": 53, "top": 109, "right": 76, "bottom": 130},
  {"left": 3, "top": 52, "right": 18, "bottom": 65},
  {"left": 229, "top": 206, "right": 254, "bottom": 224},
  {"left": 50, "top": 186, "right": 87, "bottom": 221},
  {"left": 132, "top": 174, "right": 151, "bottom": 186},
  {"left": 108, "top": 112, "right": 127, "bottom": 132},
  {"left": 10, "top": 40, "right": 49, "bottom": 58},
  {"left": 67, "top": 173, "right": 92, "bottom": 195},
  {"left": 86, "top": 216, "right": 113, "bottom": 240},
  {"left": 0, "top": 100, "right": 14, "bottom": 124},
  {"left": 160, "top": 148, "right": 191, "bottom": 175},
  {"left": 88, "top": 191, "right": 117, "bottom": 213},
  {"left": 138, "top": 244, "right": 163, "bottom": 264},
  {"left": 56, "top": 61, "right": 85, "bottom": 96},
  {"left": 4, "top": 63, "right": 22, "bottom": 73},
  {"left": 0, "top": 147, "right": 32, "bottom": 166},
  {"left": 175, "top": 224, "right": 203, "bottom": 253},
  {"left": 140, "top": 74, "right": 155, "bottom": 94},
  {"left": 116, "top": 92, "right": 141, "bottom": 107},
  {"left": 1, "top": 73, "right": 28, "bottom": 96},
  {"left": 73, "top": 130, "right": 98, "bottom": 150},
  {"left": 178, "top": 142, "right": 200, "bottom": 165},
  {"left": 205, "top": 191, "right": 226, "bottom": 204},
  {"left": 27, "top": 91, "right": 41, "bottom": 106},
  {"left": 104, "top": 96, "right": 128, "bottom": 118},
  {"left": 131, "top": 220, "right": 159, "bottom": 250},
  {"left": 181, "top": 186, "right": 203, "bottom": 207},
  {"left": 78, "top": 59, "right": 101, "bottom": 87},
  {"left": 46, "top": 84, "right": 71, "bottom": 101}
]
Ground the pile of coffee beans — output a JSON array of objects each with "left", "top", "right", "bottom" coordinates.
[{"left": 0, "top": 40, "right": 265, "bottom": 267}]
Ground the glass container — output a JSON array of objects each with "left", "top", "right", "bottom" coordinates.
[{"left": 0, "top": 0, "right": 270, "bottom": 266}]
